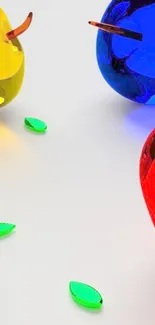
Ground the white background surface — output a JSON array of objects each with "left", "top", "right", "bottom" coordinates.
[{"left": 0, "top": 0, "right": 155, "bottom": 324}]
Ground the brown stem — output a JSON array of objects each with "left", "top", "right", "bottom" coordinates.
[
  {"left": 88, "top": 21, "right": 142, "bottom": 41},
  {"left": 6, "top": 12, "right": 33, "bottom": 40}
]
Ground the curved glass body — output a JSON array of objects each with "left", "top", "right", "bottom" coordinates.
[
  {"left": 140, "top": 128, "right": 155, "bottom": 226},
  {"left": 96, "top": 0, "right": 155, "bottom": 104},
  {"left": 0, "top": 9, "right": 33, "bottom": 108}
]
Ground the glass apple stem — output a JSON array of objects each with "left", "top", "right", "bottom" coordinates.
[
  {"left": 6, "top": 12, "right": 33, "bottom": 40},
  {"left": 88, "top": 21, "right": 142, "bottom": 41}
]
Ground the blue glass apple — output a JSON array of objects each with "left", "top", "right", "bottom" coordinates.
[{"left": 90, "top": 0, "right": 155, "bottom": 104}]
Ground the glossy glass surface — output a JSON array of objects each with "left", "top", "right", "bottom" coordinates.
[
  {"left": 0, "top": 223, "right": 16, "bottom": 237},
  {"left": 69, "top": 281, "right": 103, "bottom": 309},
  {"left": 24, "top": 117, "right": 47, "bottom": 133},
  {"left": 96, "top": 0, "right": 155, "bottom": 104}
]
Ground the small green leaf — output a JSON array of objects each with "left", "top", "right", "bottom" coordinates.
[
  {"left": 69, "top": 281, "right": 103, "bottom": 309},
  {"left": 24, "top": 117, "right": 47, "bottom": 133},
  {"left": 0, "top": 223, "right": 16, "bottom": 237}
]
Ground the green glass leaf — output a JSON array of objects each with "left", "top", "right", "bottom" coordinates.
[
  {"left": 69, "top": 281, "right": 103, "bottom": 309},
  {"left": 0, "top": 223, "right": 16, "bottom": 237},
  {"left": 24, "top": 117, "right": 47, "bottom": 133}
]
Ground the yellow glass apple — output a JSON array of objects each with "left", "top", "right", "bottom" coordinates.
[{"left": 0, "top": 9, "right": 33, "bottom": 107}]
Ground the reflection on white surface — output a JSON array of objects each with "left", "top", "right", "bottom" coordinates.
[
  {"left": 0, "top": 122, "right": 23, "bottom": 149},
  {"left": 0, "top": 0, "right": 155, "bottom": 325},
  {"left": 124, "top": 102, "right": 155, "bottom": 141}
]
